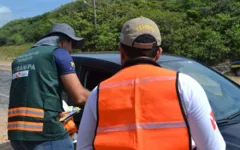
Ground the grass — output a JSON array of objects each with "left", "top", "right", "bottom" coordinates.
[
  {"left": 0, "top": 43, "right": 118, "bottom": 61},
  {"left": 0, "top": 43, "right": 34, "bottom": 61}
]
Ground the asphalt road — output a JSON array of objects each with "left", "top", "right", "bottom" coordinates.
[
  {"left": 0, "top": 65, "right": 11, "bottom": 108},
  {"left": 0, "top": 65, "right": 11, "bottom": 147}
]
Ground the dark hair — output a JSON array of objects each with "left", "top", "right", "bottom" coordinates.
[
  {"left": 56, "top": 33, "right": 72, "bottom": 43},
  {"left": 120, "top": 34, "right": 158, "bottom": 59},
  {"left": 52, "top": 33, "right": 77, "bottom": 47}
]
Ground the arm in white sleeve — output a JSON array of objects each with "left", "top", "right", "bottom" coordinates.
[
  {"left": 76, "top": 86, "right": 98, "bottom": 150},
  {"left": 178, "top": 73, "right": 226, "bottom": 150}
]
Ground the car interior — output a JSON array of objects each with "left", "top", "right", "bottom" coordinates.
[
  {"left": 63, "top": 65, "right": 115, "bottom": 128},
  {"left": 83, "top": 68, "right": 114, "bottom": 91}
]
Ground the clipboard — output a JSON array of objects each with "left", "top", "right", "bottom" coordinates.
[{"left": 59, "top": 107, "right": 81, "bottom": 123}]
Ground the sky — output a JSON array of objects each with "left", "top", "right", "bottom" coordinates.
[{"left": 0, "top": 0, "right": 76, "bottom": 27}]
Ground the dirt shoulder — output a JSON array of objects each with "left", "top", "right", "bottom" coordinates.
[
  {"left": 0, "top": 60, "right": 12, "bottom": 66},
  {"left": 227, "top": 76, "right": 240, "bottom": 84},
  {"left": 0, "top": 108, "right": 8, "bottom": 143}
]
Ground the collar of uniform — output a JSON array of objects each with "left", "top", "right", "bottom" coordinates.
[{"left": 122, "top": 57, "right": 161, "bottom": 69}]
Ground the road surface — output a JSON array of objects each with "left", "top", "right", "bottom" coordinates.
[
  {"left": 0, "top": 65, "right": 11, "bottom": 108},
  {"left": 0, "top": 65, "right": 11, "bottom": 147}
]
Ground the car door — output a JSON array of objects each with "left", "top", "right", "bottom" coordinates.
[{"left": 65, "top": 57, "right": 120, "bottom": 127}]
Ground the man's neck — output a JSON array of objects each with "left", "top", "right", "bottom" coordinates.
[{"left": 122, "top": 57, "right": 161, "bottom": 69}]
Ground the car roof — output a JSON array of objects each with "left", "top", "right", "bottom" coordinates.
[
  {"left": 71, "top": 53, "right": 188, "bottom": 64},
  {"left": 231, "top": 61, "right": 240, "bottom": 65}
]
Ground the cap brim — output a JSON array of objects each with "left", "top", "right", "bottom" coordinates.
[
  {"left": 69, "top": 35, "right": 85, "bottom": 49},
  {"left": 70, "top": 36, "right": 84, "bottom": 42},
  {"left": 72, "top": 38, "right": 85, "bottom": 49}
]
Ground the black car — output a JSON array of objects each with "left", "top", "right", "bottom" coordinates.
[
  {"left": 64, "top": 53, "right": 240, "bottom": 150},
  {"left": 231, "top": 61, "right": 240, "bottom": 76}
]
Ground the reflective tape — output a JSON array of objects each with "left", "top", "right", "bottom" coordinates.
[
  {"left": 100, "top": 76, "right": 176, "bottom": 89},
  {"left": 8, "top": 121, "right": 43, "bottom": 132},
  {"left": 8, "top": 107, "right": 44, "bottom": 119},
  {"left": 97, "top": 121, "right": 186, "bottom": 133}
]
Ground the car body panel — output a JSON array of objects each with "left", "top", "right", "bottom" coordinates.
[
  {"left": 71, "top": 53, "right": 187, "bottom": 64},
  {"left": 220, "top": 123, "right": 240, "bottom": 150},
  {"left": 231, "top": 61, "right": 240, "bottom": 65},
  {"left": 231, "top": 62, "right": 240, "bottom": 69}
]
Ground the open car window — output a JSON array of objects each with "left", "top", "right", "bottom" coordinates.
[
  {"left": 63, "top": 63, "right": 115, "bottom": 127},
  {"left": 81, "top": 66, "right": 115, "bottom": 91}
]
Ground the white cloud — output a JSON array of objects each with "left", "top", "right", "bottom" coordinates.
[{"left": 0, "top": 5, "right": 12, "bottom": 27}]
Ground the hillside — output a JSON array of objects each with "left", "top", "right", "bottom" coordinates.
[{"left": 0, "top": 0, "right": 239, "bottom": 65}]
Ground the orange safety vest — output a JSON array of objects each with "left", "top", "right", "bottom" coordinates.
[{"left": 94, "top": 63, "right": 192, "bottom": 150}]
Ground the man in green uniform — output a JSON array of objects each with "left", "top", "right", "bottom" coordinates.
[{"left": 8, "top": 23, "right": 90, "bottom": 150}]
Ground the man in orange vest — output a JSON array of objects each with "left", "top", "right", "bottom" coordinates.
[{"left": 77, "top": 16, "right": 226, "bottom": 150}]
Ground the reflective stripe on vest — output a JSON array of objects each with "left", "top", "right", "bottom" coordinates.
[
  {"left": 8, "top": 107, "right": 44, "bottom": 118},
  {"left": 94, "top": 64, "right": 191, "bottom": 150},
  {"left": 97, "top": 121, "right": 186, "bottom": 133},
  {"left": 100, "top": 76, "right": 176, "bottom": 89},
  {"left": 8, "top": 121, "right": 43, "bottom": 132}
]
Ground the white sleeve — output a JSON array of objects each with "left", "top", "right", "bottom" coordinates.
[
  {"left": 178, "top": 73, "right": 226, "bottom": 150},
  {"left": 76, "top": 86, "right": 98, "bottom": 150}
]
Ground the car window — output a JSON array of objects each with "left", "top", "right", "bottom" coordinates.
[
  {"left": 62, "top": 64, "right": 115, "bottom": 127},
  {"left": 82, "top": 66, "right": 114, "bottom": 91},
  {"left": 160, "top": 60, "right": 240, "bottom": 120},
  {"left": 64, "top": 64, "right": 115, "bottom": 103}
]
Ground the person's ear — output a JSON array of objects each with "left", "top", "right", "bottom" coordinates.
[
  {"left": 154, "top": 47, "right": 162, "bottom": 61},
  {"left": 58, "top": 41, "right": 63, "bottom": 48},
  {"left": 119, "top": 44, "right": 127, "bottom": 65}
]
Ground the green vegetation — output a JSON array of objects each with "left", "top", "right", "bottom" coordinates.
[
  {"left": 0, "top": 43, "right": 33, "bottom": 61},
  {"left": 0, "top": 0, "right": 239, "bottom": 65}
]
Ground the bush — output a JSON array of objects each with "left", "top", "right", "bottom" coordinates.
[{"left": 0, "top": 0, "right": 239, "bottom": 65}]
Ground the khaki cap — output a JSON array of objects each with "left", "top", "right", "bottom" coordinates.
[{"left": 120, "top": 16, "right": 161, "bottom": 49}]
